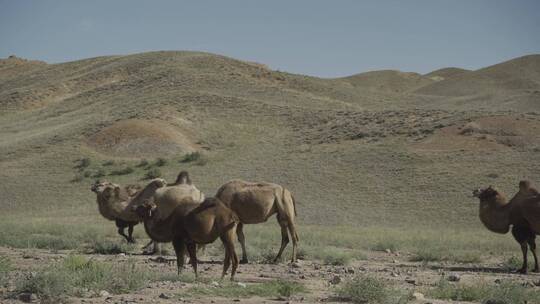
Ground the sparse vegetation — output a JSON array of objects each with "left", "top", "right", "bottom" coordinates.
[
  {"left": 336, "top": 275, "right": 389, "bottom": 304},
  {"left": 137, "top": 159, "right": 149, "bottom": 167},
  {"left": 0, "top": 256, "right": 10, "bottom": 284},
  {"left": 88, "top": 239, "right": 136, "bottom": 255},
  {"left": 102, "top": 160, "right": 115, "bottom": 166},
  {"left": 71, "top": 174, "right": 84, "bottom": 183},
  {"left": 143, "top": 168, "right": 162, "bottom": 179},
  {"left": 428, "top": 277, "right": 540, "bottom": 303},
  {"left": 93, "top": 168, "right": 106, "bottom": 178},
  {"left": 155, "top": 157, "right": 167, "bottom": 167},
  {"left": 74, "top": 158, "right": 91, "bottom": 170},
  {"left": 183, "top": 280, "right": 305, "bottom": 299},
  {"left": 16, "top": 255, "right": 151, "bottom": 303},
  {"left": 110, "top": 166, "right": 134, "bottom": 176},
  {"left": 181, "top": 152, "right": 202, "bottom": 163}
]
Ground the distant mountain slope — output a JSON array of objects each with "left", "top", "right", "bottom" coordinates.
[
  {"left": 415, "top": 55, "right": 540, "bottom": 96},
  {"left": 424, "top": 67, "right": 470, "bottom": 81},
  {"left": 340, "top": 70, "right": 434, "bottom": 94}
]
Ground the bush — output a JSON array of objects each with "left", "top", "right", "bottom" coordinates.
[
  {"left": 144, "top": 168, "right": 162, "bottom": 180},
  {"left": 181, "top": 152, "right": 201, "bottom": 163},
  {"left": 83, "top": 171, "right": 92, "bottom": 178},
  {"left": 16, "top": 255, "right": 152, "bottom": 303},
  {"left": 93, "top": 169, "right": 106, "bottom": 178},
  {"left": 428, "top": 277, "right": 540, "bottom": 303},
  {"left": 75, "top": 157, "right": 91, "bottom": 170},
  {"left": 337, "top": 275, "right": 388, "bottom": 304},
  {"left": 110, "top": 167, "right": 134, "bottom": 176},
  {"left": 102, "top": 160, "right": 115, "bottom": 166},
  {"left": 70, "top": 174, "right": 84, "bottom": 183},
  {"left": 89, "top": 240, "right": 135, "bottom": 255},
  {"left": 137, "top": 159, "right": 149, "bottom": 167},
  {"left": 0, "top": 256, "right": 10, "bottom": 284},
  {"left": 155, "top": 158, "right": 167, "bottom": 167}
]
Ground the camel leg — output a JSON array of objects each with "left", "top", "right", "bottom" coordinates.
[
  {"left": 172, "top": 238, "right": 186, "bottom": 275},
  {"left": 115, "top": 219, "right": 131, "bottom": 243},
  {"left": 141, "top": 240, "right": 155, "bottom": 254},
  {"left": 512, "top": 226, "right": 529, "bottom": 274},
  {"left": 221, "top": 228, "right": 239, "bottom": 281},
  {"left": 236, "top": 223, "right": 249, "bottom": 264},
  {"left": 186, "top": 242, "right": 198, "bottom": 278},
  {"left": 153, "top": 242, "right": 162, "bottom": 255},
  {"left": 127, "top": 224, "right": 135, "bottom": 243},
  {"left": 274, "top": 215, "right": 289, "bottom": 263},
  {"left": 287, "top": 218, "right": 299, "bottom": 263},
  {"left": 528, "top": 236, "right": 539, "bottom": 272}
]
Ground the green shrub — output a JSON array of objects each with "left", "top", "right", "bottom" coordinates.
[
  {"left": 102, "top": 160, "right": 115, "bottom": 166},
  {"left": 0, "top": 256, "right": 10, "bottom": 284},
  {"left": 83, "top": 170, "right": 92, "bottom": 178},
  {"left": 185, "top": 280, "right": 305, "bottom": 299},
  {"left": 75, "top": 157, "right": 91, "bottom": 170},
  {"left": 337, "top": 275, "right": 388, "bottom": 304},
  {"left": 137, "top": 159, "right": 149, "bottom": 167},
  {"left": 110, "top": 166, "right": 134, "bottom": 176},
  {"left": 155, "top": 158, "right": 167, "bottom": 167},
  {"left": 181, "top": 152, "right": 201, "bottom": 163},
  {"left": 16, "top": 255, "right": 152, "bottom": 303},
  {"left": 144, "top": 168, "right": 162, "bottom": 180},
  {"left": 428, "top": 277, "right": 540, "bottom": 303},
  {"left": 89, "top": 240, "right": 135, "bottom": 255},
  {"left": 93, "top": 168, "right": 106, "bottom": 178},
  {"left": 71, "top": 174, "right": 84, "bottom": 183}
]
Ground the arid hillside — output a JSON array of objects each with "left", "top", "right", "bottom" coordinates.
[{"left": 1, "top": 51, "right": 540, "bottom": 228}]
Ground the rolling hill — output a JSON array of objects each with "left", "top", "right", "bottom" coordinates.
[{"left": 1, "top": 51, "right": 540, "bottom": 230}]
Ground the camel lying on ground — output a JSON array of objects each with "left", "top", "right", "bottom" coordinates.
[
  {"left": 136, "top": 197, "right": 239, "bottom": 280},
  {"left": 473, "top": 180, "right": 540, "bottom": 273},
  {"left": 215, "top": 179, "right": 298, "bottom": 263}
]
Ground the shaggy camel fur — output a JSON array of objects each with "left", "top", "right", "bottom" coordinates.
[
  {"left": 132, "top": 171, "right": 206, "bottom": 254},
  {"left": 215, "top": 179, "right": 298, "bottom": 263},
  {"left": 136, "top": 197, "right": 239, "bottom": 280},
  {"left": 91, "top": 179, "right": 166, "bottom": 245},
  {"left": 473, "top": 182, "right": 540, "bottom": 273}
]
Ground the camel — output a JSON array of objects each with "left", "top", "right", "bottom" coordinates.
[
  {"left": 215, "top": 179, "right": 298, "bottom": 263},
  {"left": 91, "top": 179, "right": 166, "bottom": 246},
  {"left": 473, "top": 181, "right": 540, "bottom": 273},
  {"left": 135, "top": 197, "right": 239, "bottom": 280},
  {"left": 130, "top": 171, "right": 206, "bottom": 254}
]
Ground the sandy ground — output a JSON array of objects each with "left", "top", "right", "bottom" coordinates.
[{"left": 1, "top": 246, "right": 540, "bottom": 304}]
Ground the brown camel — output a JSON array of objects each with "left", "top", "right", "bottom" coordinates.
[
  {"left": 131, "top": 171, "right": 206, "bottom": 254},
  {"left": 473, "top": 181, "right": 540, "bottom": 273},
  {"left": 91, "top": 179, "right": 166, "bottom": 247},
  {"left": 215, "top": 179, "right": 298, "bottom": 263},
  {"left": 136, "top": 197, "right": 239, "bottom": 280}
]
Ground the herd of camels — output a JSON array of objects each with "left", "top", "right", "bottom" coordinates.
[
  {"left": 91, "top": 170, "right": 540, "bottom": 280},
  {"left": 90, "top": 171, "right": 298, "bottom": 280}
]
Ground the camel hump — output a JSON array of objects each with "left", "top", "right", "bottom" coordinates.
[{"left": 175, "top": 171, "right": 192, "bottom": 185}]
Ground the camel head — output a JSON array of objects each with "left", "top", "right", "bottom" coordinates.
[
  {"left": 149, "top": 178, "right": 167, "bottom": 188},
  {"left": 472, "top": 186, "right": 498, "bottom": 200},
  {"left": 133, "top": 201, "right": 157, "bottom": 219},
  {"left": 92, "top": 181, "right": 122, "bottom": 202}
]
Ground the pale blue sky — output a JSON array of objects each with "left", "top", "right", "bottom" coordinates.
[{"left": 1, "top": 0, "right": 539, "bottom": 77}]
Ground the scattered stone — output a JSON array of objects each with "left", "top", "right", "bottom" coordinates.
[
  {"left": 346, "top": 267, "right": 355, "bottom": 274},
  {"left": 391, "top": 272, "right": 399, "bottom": 277},
  {"left": 300, "top": 274, "right": 306, "bottom": 279},
  {"left": 291, "top": 261, "right": 302, "bottom": 268},
  {"left": 118, "top": 253, "right": 126, "bottom": 256},
  {"left": 448, "top": 273, "right": 461, "bottom": 282},
  {"left": 18, "top": 292, "right": 38, "bottom": 303},
  {"left": 159, "top": 293, "right": 171, "bottom": 299},
  {"left": 533, "top": 280, "right": 540, "bottom": 287},
  {"left": 233, "top": 299, "right": 240, "bottom": 302},
  {"left": 99, "top": 290, "right": 110, "bottom": 297},
  {"left": 237, "top": 282, "right": 247, "bottom": 288},
  {"left": 211, "top": 281, "right": 220, "bottom": 287},
  {"left": 411, "top": 292, "right": 424, "bottom": 300},
  {"left": 289, "top": 269, "right": 300, "bottom": 274},
  {"left": 385, "top": 249, "right": 392, "bottom": 254},
  {"left": 494, "top": 278, "right": 502, "bottom": 284},
  {"left": 329, "top": 275, "right": 342, "bottom": 285}
]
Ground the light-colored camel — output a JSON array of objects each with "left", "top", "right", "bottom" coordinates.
[
  {"left": 215, "top": 179, "right": 298, "bottom": 263},
  {"left": 91, "top": 179, "right": 166, "bottom": 247},
  {"left": 136, "top": 197, "right": 239, "bottom": 280},
  {"left": 473, "top": 181, "right": 540, "bottom": 273},
  {"left": 131, "top": 171, "right": 206, "bottom": 254}
]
